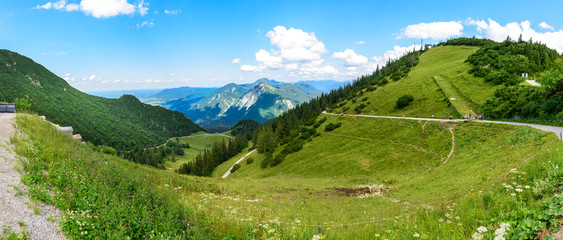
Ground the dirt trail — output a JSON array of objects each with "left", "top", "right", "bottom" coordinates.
[
  {"left": 222, "top": 149, "right": 257, "bottom": 178},
  {"left": 0, "top": 113, "right": 66, "bottom": 240}
]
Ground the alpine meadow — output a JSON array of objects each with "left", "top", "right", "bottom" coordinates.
[{"left": 1, "top": 1, "right": 563, "bottom": 239}]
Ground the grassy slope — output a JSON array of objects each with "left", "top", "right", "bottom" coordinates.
[
  {"left": 200, "top": 113, "right": 562, "bottom": 238},
  {"left": 332, "top": 46, "right": 500, "bottom": 117},
  {"left": 163, "top": 132, "right": 233, "bottom": 171}
]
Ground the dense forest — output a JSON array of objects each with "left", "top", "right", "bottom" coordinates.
[{"left": 0, "top": 49, "right": 203, "bottom": 156}]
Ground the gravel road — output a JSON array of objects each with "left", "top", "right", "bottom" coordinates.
[{"left": 0, "top": 113, "right": 66, "bottom": 239}]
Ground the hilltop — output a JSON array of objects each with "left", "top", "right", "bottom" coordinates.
[{"left": 0, "top": 49, "right": 203, "bottom": 151}]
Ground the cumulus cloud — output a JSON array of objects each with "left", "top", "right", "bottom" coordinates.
[
  {"left": 467, "top": 18, "right": 563, "bottom": 53},
  {"left": 284, "top": 63, "right": 299, "bottom": 71},
  {"left": 398, "top": 21, "right": 463, "bottom": 40},
  {"left": 266, "top": 26, "right": 328, "bottom": 61},
  {"left": 34, "top": 0, "right": 147, "bottom": 18},
  {"left": 88, "top": 74, "right": 97, "bottom": 80},
  {"left": 332, "top": 49, "right": 368, "bottom": 66},
  {"left": 255, "top": 49, "right": 283, "bottom": 69},
  {"left": 164, "top": 9, "right": 181, "bottom": 15},
  {"left": 539, "top": 22, "right": 554, "bottom": 30},
  {"left": 299, "top": 60, "right": 338, "bottom": 76},
  {"left": 371, "top": 44, "right": 421, "bottom": 67},
  {"left": 231, "top": 58, "right": 241, "bottom": 64}
]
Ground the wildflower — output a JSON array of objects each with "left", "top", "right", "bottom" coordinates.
[
  {"left": 446, "top": 220, "right": 452, "bottom": 224},
  {"left": 510, "top": 193, "right": 516, "bottom": 196},
  {"left": 524, "top": 185, "right": 530, "bottom": 189},
  {"left": 477, "top": 226, "right": 488, "bottom": 233},
  {"left": 375, "top": 233, "right": 380, "bottom": 237},
  {"left": 472, "top": 232, "right": 484, "bottom": 240},
  {"left": 515, "top": 188, "right": 523, "bottom": 192},
  {"left": 413, "top": 232, "right": 420, "bottom": 237},
  {"left": 438, "top": 218, "right": 444, "bottom": 222},
  {"left": 268, "top": 228, "right": 275, "bottom": 233},
  {"left": 454, "top": 216, "right": 460, "bottom": 220}
]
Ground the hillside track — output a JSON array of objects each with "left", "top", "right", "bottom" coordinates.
[
  {"left": 222, "top": 149, "right": 257, "bottom": 178},
  {"left": 0, "top": 113, "right": 66, "bottom": 240},
  {"left": 322, "top": 112, "right": 563, "bottom": 140}
]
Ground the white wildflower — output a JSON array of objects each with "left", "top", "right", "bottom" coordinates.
[
  {"left": 413, "top": 232, "right": 420, "bottom": 237},
  {"left": 477, "top": 226, "right": 488, "bottom": 233},
  {"left": 524, "top": 185, "right": 530, "bottom": 189},
  {"left": 375, "top": 233, "right": 380, "bottom": 237},
  {"left": 515, "top": 188, "right": 523, "bottom": 192},
  {"left": 312, "top": 234, "right": 321, "bottom": 240},
  {"left": 510, "top": 193, "right": 516, "bottom": 196},
  {"left": 438, "top": 218, "right": 444, "bottom": 222},
  {"left": 472, "top": 232, "right": 484, "bottom": 240}
]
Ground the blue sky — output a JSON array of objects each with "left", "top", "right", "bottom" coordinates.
[{"left": 1, "top": 0, "right": 562, "bottom": 91}]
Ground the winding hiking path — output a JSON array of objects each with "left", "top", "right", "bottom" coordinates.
[
  {"left": 0, "top": 113, "right": 66, "bottom": 240},
  {"left": 222, "top": 149, "right": 256, "bottom": 178},
  {"left": 321, "top": 112, "right": 563, "bottom": 141}
]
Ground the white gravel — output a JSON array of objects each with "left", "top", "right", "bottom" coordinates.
[{"left": 0, "top": 113, "right": 66, "bottom": 240}]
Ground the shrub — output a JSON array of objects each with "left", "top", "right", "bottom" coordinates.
[
  {"left": 261, "top": 153, "right": 272, "bottom": 169},
  {"left": 230, "top": 164, "right": 241, "bottom": 173},
  {"left": 246, "top": 157, "right": 254, "bottom": 164},
  {"left": 324, "top": 122, "right": 342, "bottom": 132},
  {"left": 395, "top": 94, "right": 414, "bottom": 109},
  {"left": 270, "top": 153, "right": 287, "bottom": 167}
]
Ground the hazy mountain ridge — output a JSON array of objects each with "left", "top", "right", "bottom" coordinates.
[{"left": 150, "top": 78, "right": 348, "bottom": 131}]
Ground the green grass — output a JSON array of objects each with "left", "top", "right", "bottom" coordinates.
[
  {"left": 331, "top": 46, "right": 500, "bottom": 118},
  {"left": 163, "top": 132, "right": 233, "bottom": 171},
  {"left": 11, "top": 114, "right": 215, "bottom": 239},
  {"left": 200, "top": 114, "right": 562, "bottom": 239}
]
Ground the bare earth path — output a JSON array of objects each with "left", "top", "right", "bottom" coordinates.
[{"left": 0, "top": 113, "right": 66, "bottom": 240}]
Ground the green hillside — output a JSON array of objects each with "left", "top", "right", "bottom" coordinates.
[
  {"left": 0, "top": 49, "right": 203, "bottom": 150},
  {"left": 331, "top": 46, "right": 500, "bottom": 117},
  {"left": 163, "top": 132, "right": 233, "bottom": 171}
]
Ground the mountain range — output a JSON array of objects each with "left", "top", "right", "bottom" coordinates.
[{"left": 146, "top": 78, "right": 349, "bottom": 131}]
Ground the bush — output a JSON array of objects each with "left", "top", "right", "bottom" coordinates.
[
  {"left": 270, "top": 153, "right": 287, "bottom": 167},
  {"left": 324, "top": 122, "right": 342, "bottom": 132},
  {"left": 230, "top": 164, "right": 241, "bottom": 173},
  {"left": 395, "top": 95, "right": 414, "bottom": 109},
  {"left": 246, "top": 157, "right": 254, "bottom": 164}
]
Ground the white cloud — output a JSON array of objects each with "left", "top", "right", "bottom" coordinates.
[
  {"left": 353, "top": 41, "right": 366, "bottom": 44},
  {"left": 164, "top": 9, "right": 182, "bottom": 15},
  {"left": 65, "top": 3, "right": 79, "bottom": 11},
  {"left": 299, "top": 60, "right": 338, "bottom": 76},
  {"left": 81, "top": 0, "right": 135, "bottom": 18},
  {"left": 88, "top": 74, "right": 96, "bottom": 80},
  {"left": 231, "top": 58, "right": 241, "bottom": 64},
  {"left": 332, "top": 49, "right": 369, "bottom": 66},
  {"left": 266, "top": 26, "right": 328, "bottom": 61},
  {"left": 35, "top": 0, "right": 144, "bottom": 18},
  {"left": 62, "top": 73, "right": 75, "bottom": 82},
  {"left": 285, "top": 63, "right": 299, "bottom": 71},
  {"left": 137, "top": 20, "right": 154, "bottom": 29},
  {"left": 398, "top": 21, "right": 463, "bottom": 40},
  {"left": 240, "top": 64, "right": 264, "bottom": 72},
  {"left": 467, "top": 18, "right": 563, "bottom": 53},
  {"left": 371, "top": 44, "right": 421, "bottom": 67},
  {"left": 137, "top": 0, "right": 149, "bottom": 16},
  {"left": 346, "top": 67, "right": 357, "bottom": 71},
  {"left": 539, "top": 22, "right": 554, "bottom": 31},
  {"left": 255, "top": 49, "right": 283, "bottom": 69}
]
